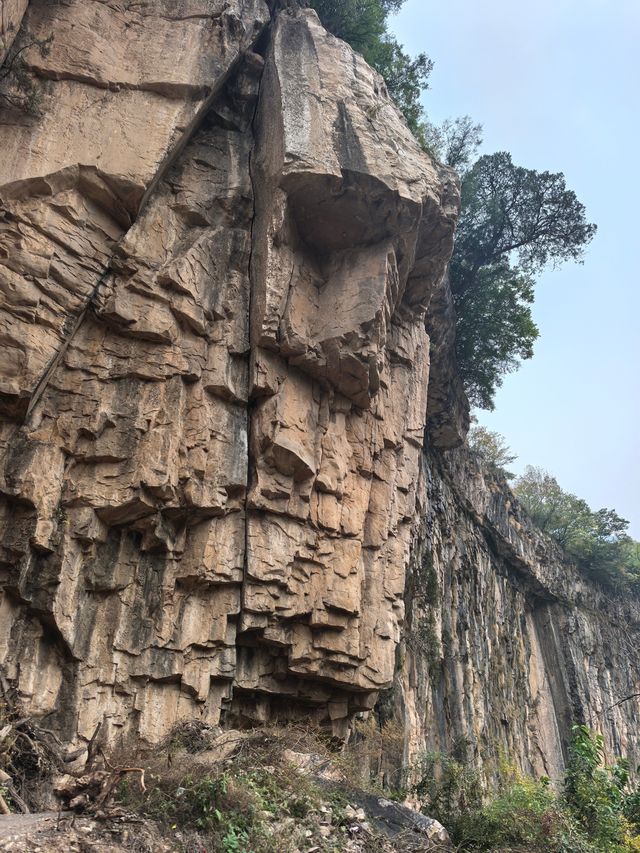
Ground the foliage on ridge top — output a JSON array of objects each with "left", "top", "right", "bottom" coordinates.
[
  {"left": 468, "top": 427, "right": 640, "bottom": 593},
  {"left": 514, "top": 465, "right": 640, "bottom": 593}
]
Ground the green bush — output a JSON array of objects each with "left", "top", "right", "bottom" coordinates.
[
  {"left": 0, "top": 32, "right": 53, "bottom": 115},
  {"left": 564, "top": 726, "right": 640, "bottom": 850},
  {"left": 412, "top": 750, "right": 483, "bottom": 833},
  {"left": 413, "top": 728, "right": 640, "bottom": 852},
  {"left": 515, "top": 467, "right": 640, "bottom": 593}
]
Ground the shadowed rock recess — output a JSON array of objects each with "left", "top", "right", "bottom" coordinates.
[{"left": 0, "top": 0, "right": 637, "bottom": 781}]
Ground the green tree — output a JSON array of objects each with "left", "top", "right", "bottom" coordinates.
[
  {"left": 564, "top": 726, "right": 640, "bottom": 849},
  {"left": 421, "top": 115, "right": 483, "bottom": 172},
  {"left": 453, "top": 260, "right": 539, "bottom": 409},
  {"left": 455, "top": 153, "right": 596, "bottom": 279},
  {"left": 513, "top": 466, "right": 592, "bottom": 548},
  {"left": 514, "top": 466, "right": 639, "bottom": 591},
  {"left": 306, "top": 0, "right": 387, "bottom": 52},
  {"left": 450, "top": 153, "right": 596, "bottom": 409},
  {"left": 468, "top": 425, "right": 517, "bottom": 478}
]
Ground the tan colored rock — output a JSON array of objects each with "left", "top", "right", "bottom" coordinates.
[
  {"left": 0, "top": 15, "right": 267, "bottom": 746},
  {"left": 395, "top": 446, "right": 640, "bottom": 786},
  {"left": 0, "top": 2, "right": 461, "bottom": 751},
  {"left": 0, "top": 0, "right": 269, "bottom": 418},
  {"left": 235, "top": 8, "right": 458, "bottom": 715},
  {"left": 0, "top": 0, "right": 27, "bottom": 63}
]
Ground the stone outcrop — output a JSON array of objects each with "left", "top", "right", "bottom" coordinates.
[
  {"left": 0, "top": 0, "right": 637, "bottom": 787},
  {"left": 0, "top": 0, "right": 269, "bottom": 419},
  {"left": 0, "top": 2, "right": 458, "bottom": 752},
  {"left": 234, "top": 8, "right": 458, "bottom": 727}
]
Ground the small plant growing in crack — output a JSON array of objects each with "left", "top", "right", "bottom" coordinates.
[{"left": 0, "top": 30, "right": 53, "bottom": 116}]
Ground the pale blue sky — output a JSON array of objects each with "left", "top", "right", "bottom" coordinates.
[{"left": 391, "top": 0, "right": 640, "bottom": 536}]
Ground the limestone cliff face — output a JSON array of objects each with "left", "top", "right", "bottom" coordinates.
[
  {"left": 0, "top": 0, "right": 637, "bottom": 782},
  {"left": 0, "top": 1, "right": 458, "bottom": 750},
  {"left": 393, "top": 448, "right": 640, "bottom": 783}
]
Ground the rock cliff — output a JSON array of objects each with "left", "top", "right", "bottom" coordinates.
[
  {"left": 394, "top": 448, "right": 640, "bottom": 784},
  {"left": 0, "top": 0, "right": 459, "bottom": 751},
  {"left": 0, "top": 0, "right": 637, "bottom": 785}
]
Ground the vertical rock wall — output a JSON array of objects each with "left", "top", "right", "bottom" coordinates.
[
  {"left": 393, "top": 448, "right": 640, "bottom": 785},
  {"left": 233, "top": 9, "right": 458, "bottom": 729},
  {"left": 0, "top": 3, "right": 459, "bottom": 751}
]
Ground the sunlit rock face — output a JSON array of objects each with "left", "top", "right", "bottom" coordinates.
[
  {"left": 4, "top": 0, "right": 634, "bottom": 782},
  {"left": 0, "top": 3, "right": 459, "bottom": 750},
  {"left": 234, "top": 9, "right": 459, "bottom": 727}
]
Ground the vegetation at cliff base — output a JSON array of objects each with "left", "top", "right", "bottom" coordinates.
[
  {"left": 414, "top": 727, "right": 640, "bottom": 852},
  {"left": 111, "top": 721, "right": 428, "bottom": 852}
]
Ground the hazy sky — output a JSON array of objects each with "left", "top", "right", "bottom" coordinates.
[{"left": 391, "top": 0, "right": 640, "bottom": 537}]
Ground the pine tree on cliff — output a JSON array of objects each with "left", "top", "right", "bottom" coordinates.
[{"left": 450, "top": 152, "right": 596, "bottom": 409}]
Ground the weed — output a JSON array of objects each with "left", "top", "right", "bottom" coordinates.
[{"left": 412, "top": 728, "right": 640, "bottom": 852}]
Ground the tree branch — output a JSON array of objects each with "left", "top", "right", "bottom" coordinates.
[{"left": 606, "top": 693, "right": 640, "bottom": 711}]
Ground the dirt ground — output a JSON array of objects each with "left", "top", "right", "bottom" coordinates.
[{"left": 0, "top": 813, "right": 179, "bottom": 852}]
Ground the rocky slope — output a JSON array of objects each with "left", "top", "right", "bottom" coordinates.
[{"left": 0, "top": 0, "right": 637, "bottom": 793}]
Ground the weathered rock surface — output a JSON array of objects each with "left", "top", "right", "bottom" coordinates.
[
  {"left": 390, "top": 447, "right": 640, "bottom": 783},
  {"left": 0, "top": 0, "right": 637, "bottom": 789},
  {"left": 234, "top": 7, "right": 458, "bottom": 727},
  {"left": 0, "top": 0, "right": 269, "bottom": 419},
  {"left": 0, "top": 0, "right": 28, "bottom": 64},
  {"left": 0, "top": 3, "right": 458, "bottom": 750}
]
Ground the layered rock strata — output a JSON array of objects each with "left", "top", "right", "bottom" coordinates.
[
  {"left": 0, "top": 3, "right": 458, "bottom": 750},
  {"left": 3, "top": 0, "right": 636, "bottom": 784}
]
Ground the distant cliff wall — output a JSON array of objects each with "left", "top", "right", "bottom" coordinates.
[{"left": 390, "top": 447, "right": 640, "bottom": 784}]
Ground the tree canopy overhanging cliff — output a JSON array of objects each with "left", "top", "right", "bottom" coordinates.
[
  {"left": 450, "top": 152, "right": 596, "bottom": 408},
  {"left": 306, "top": 0, "right": 433, "bottom": 136},
  {"left": 308, "top": 0, "right": 597, "bottom": 410}
]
